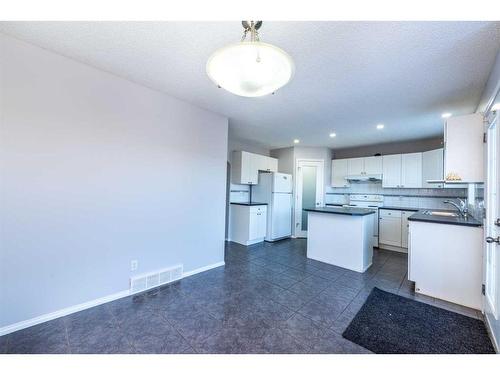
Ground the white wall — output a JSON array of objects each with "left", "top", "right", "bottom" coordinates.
[{"left": 0, "top": 34, "right": 228, "bottom": 329}]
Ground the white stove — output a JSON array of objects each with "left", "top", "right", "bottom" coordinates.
[{"left": 344, "top": 194, "right": 384, "bottom": 247}]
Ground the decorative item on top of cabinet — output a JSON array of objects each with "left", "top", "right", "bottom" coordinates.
[
  {"left": 444, "top": 113, "right": 484, "bottom": 183},
  {"left": 231, "top": 151, "right": 278, "bottom": 185}
]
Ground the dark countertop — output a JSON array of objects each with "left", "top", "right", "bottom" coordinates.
[
  {"left": 304, "top": 207, "right": 375, "bottom": 216},
  {"left": 230, "top": 202, "right": 267, "bottom": 206},
  {"left": 408, "top": 210, "right": 482, "bottom": 227},
  {"left": 380, "top": 206, "right": 420, "bottom": 212}
]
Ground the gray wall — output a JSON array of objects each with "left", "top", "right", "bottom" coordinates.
[
  {"left": 0, "top": 34, "right": 228, "bottom": 328},
  {"left": 227, "top": 137, "right": 270, "bottom": 161},
  {"left": 332, "top": 137, "right": 443, "bottom": 159},
  {"left": 270, "top": 147, "right": 294, "bottom": 174}
]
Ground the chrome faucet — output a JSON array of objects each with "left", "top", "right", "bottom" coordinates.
[{"left": 443, "top": 198, "right": 469, "bottom": 218}]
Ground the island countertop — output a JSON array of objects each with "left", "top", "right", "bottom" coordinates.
[{"left": 304, "top": 207, "right": 375, "bottom": 216}]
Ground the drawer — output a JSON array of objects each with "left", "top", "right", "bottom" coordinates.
[
  {"left": 379, "top": 209, "right": 402, "bottom": 218},
  {"left": 250, "top": 205, "right": 267, "bottom": 214}
]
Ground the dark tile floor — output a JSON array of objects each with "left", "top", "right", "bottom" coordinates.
[{"left": 1, "top": 239, "right": 482, "bottom": 354}]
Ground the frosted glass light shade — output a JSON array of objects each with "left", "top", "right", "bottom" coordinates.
[{"left": 206, "top": 41, "right": 294, "bottom": 97}]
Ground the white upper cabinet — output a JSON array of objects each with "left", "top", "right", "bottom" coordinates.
[
  {"left": 401, "top": 153, "right": 422, "bottom": 188},
  {"left": 231, "top": 151, "right": 278, "bottom": 185},
  {"left": 363, "top": 156, "right": 383, "bottom": 174},
  {"left": 444, "top": 113, "right": 484, "bottom": 183},
  {"left": 347, "top": 158, "right": 364, "bottom": 175},
  {"left": 382, "top": 153, "right": 422, "bottom": 188},
  {"left": 422, "top": 148, "right": 444, "bottom": 188},
  {"left": 382, "top": 154, "right": 402, "bottom": 188},
  {"left": 346, "top": 156, "right": 382, "bottom": 176},
  {"left": 331, "top": 159, "right": 350, "bottom": 187}
]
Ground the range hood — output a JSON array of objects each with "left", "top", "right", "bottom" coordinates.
[{"left": 345, "top": 174, "right": 383, "bottom": 182}]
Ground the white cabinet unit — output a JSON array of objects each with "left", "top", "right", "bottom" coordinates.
[
  {"left": 382, "top": 154, "right": 402, "bottom": 188},
  {"left": 382, "top": 153, "right": 422, "bottom": 188},
  {"left": 408, "top": 220, "right": 483, "bottom": 309},
  {"left": 401, "top": 153, "right": 422, "bottom": 188},
  {"left": 363, "top": 156, "right": 383, "bottom": 174},
  {"left": 231, "top": 151, "right": 278, "bottom": 185},
  {"left": 331, "top": 159, "right": 350, "bottom": 187},
  {"left": 379, "top": 209, "right": 412, "bottom": 252},
  {"left": 444, "top": 113, "right": 484, "bottom": 183},
  {"left": 379, "top": 209, "right": 402, "bottom": 247},
  {"left": 347, "top": 156, "right": 382, "bottom": 176},
  {"left": 422, "top": 148, "right": 444, "bottom": 188},
  {"left": 229, "top": 204, "right": 267, "bottom": 246},
  {"left": 347, "top": 158, "right": 365, "bottom": 175}
]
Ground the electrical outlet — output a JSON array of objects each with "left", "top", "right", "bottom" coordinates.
[{"left": 130, "top": 260, "right": 138, "bottom": 271}]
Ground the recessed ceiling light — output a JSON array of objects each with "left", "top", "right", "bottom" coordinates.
[
  {"left": 293, "top": 139, "right": 300, "bottom": 144},
  {"left": 492, "top": 103, "right": 500, "bottom": 111},
  {"left": 329, "top": 133, "right": 336, "bottom": 138},
  {"left": 442, "top": 113, "right": 452, "bottom": 118},
  {"left": 376, "top": 124, "right": 384, "bottom": 130}
]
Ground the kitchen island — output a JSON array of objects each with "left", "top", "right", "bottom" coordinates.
[{"left": 304, "top": 207, "right": 375, "bottom": 272}]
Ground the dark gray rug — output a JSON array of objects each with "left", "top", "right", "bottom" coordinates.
[{"left": 342, "top": 288, "right": 495, "bottom": 354}]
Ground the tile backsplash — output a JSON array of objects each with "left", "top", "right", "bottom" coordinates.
[{"left": 325, "top": 182, "right": 469, "bottom": 211}]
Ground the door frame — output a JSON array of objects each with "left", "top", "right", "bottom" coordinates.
[
  {"left": 484, "top": 109, "right": 499, "bottom": 320},
  {"left": 294, "top": 159, "right": 325, "bottom": 238}
]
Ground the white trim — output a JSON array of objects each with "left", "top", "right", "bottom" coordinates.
[
  {"left": 485, "top": 312, "right": 500, "bottom": 353},
  {"left": 182, "top": 261, "right": 225, "bottom": 278},
  {"left": 0, "top": 260, "right": 225, "bottom": 337},
  {"left": 0, "top": 289, "right": 129, "bottom": 337}
]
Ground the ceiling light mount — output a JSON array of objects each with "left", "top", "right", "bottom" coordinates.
[{"left": 207, "top": 21, "right": 294, "bottom": 97}]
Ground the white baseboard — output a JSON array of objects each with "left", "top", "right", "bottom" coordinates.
[
  {"left": 0, "top": 260, "right": 225, "bottom": 337},
  {"left": 182, "top": 261, "right": 225, "bottom": 278},
  {"left": 0, "top": 289, "right": 130, "bottom": 337}
]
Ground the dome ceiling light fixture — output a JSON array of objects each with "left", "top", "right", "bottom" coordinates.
[{"left": 206, "top": 21, "right": 295, "bottom": 97}]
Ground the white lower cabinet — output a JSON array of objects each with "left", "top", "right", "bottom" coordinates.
[
  {"left": 408, "top": 220, "right": 483, "bottom": 309},
  {"left": 379, "top": 210, "right": 402, "bottom": 247},
  {"left": 229, "top": 204, "right": 267, "bottom": 246},
  {"left": 378, "top": 209, "right": 412, "bottom": 253}
]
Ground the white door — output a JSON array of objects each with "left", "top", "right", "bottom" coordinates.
[
  {"left": 485, "top": 110, "right": 499, "bottom": 320},
  {"left": 347, "top": 158, "right": 364, "bottom": 175},
  {"left": 364, "top": 156, "right": 383, "bottom": 174},
  {"left": 382, "top": 154, "right": 402, "bottom": 188},
  {"left": 401, "top": 152, "right": 423, "bottom": 188},
  {"left": 331, "top": 159, "right": 349, "bottom": 187},
  {"left": 295, "top": 159, "right": 324, "bottom": 238}
]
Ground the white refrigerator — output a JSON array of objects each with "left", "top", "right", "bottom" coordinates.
[{"left": 252, "top": 172, "right": 293, "bottom": 241}]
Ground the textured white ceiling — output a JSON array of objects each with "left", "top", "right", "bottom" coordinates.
[{"left": 1, "top": 21, "right": 499, "bottom": 149}]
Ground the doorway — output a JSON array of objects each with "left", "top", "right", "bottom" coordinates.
[
  {"left": 485, "top": 108, "right": 499, "bottom": 322},
  {"left": 295, "top": 159, "right": 324, "bottom": 238}
]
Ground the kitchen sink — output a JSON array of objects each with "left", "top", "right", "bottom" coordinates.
[{"left": 422, "top": 210, "right": 459, "bottom": 217}]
